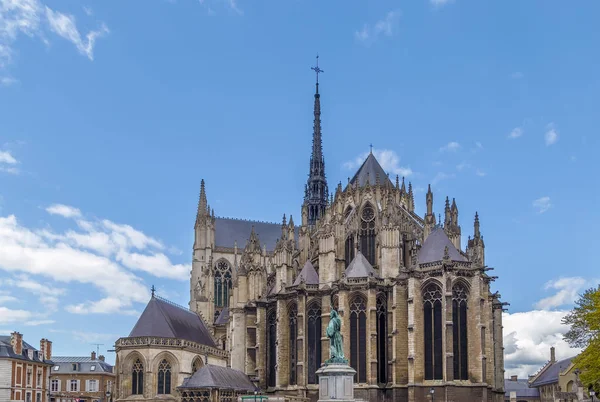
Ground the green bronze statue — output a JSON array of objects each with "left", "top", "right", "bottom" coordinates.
[{"left": 325, "top": 308, "right": 347, "bottom": 364}]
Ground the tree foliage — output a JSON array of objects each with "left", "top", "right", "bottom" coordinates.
[{"left": 563, "top": 285, "right": 600, "bottom": 390}]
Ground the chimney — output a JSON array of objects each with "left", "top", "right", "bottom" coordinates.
[
  {"left": 91, "top": 351, "right": 96, "bottom": 360},
  {"left": 11, "top": 332, "right": 23, "bottom": 355},
  {"left": 39, "top": 339, "right": 52, "bottom": 360},
  {"left": 98, "top": 355, "right": 105, "bottom": 362},
  {"left": 509, "top": 391, "right": 517, "bottom": 402},
  {"left": 510, "top": 375, "right": 518, "bottom": 381},
  {"left": 550, "top": 346, "right": 556, "bottom": 363}
]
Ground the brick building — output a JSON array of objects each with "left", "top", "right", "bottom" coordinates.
[
  {"left": 0, "top": 332, "right": 53, "bottom": 402},
  {"left": 186, "top": 70, "right": 507, "bottom": 401},
  {"left": 49, "top": 353, "right": 115, "bottom": 402}
]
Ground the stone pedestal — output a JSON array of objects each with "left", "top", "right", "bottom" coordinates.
[{"left": 315, "top": 363, "right": 356, "bottom": 401}]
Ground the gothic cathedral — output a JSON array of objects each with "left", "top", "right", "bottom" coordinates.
[{"left": 189, "top": 76, "right": 506, "bottom": 402}]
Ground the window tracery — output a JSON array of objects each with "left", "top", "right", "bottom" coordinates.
[
  {"left": 267, "top": 309, "right": 277, "bottom": 388},
  {"left": 423, "top": 283, "right": 443, "bottom": 380},
  {"left": 307, "top": 301, "right": 322, "bottom": 384},
  {"left": 131, "top": 359, "right": 144, "bottom": 395},
  {"left": 157, "top": 359, "right": 172, "bottom": 394},
  {"left": 214, "top": 260, "right": 232, "bottom": 321},
  {"left": 349, "top": 295, "right": 367, "bottom": 383},
  {"left": 376, "top": 294, "right": 388, "bottom": 384},
  {"left": 359, "top": 205, "right": 376, "bottom": 265},
  {"left": 452, "top": 283, "right": 469, "bottom": 380},
  {"left": 289, "top": 303, "right": 298, "bottom": 385}
]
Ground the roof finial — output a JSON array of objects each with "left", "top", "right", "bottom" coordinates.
[
  {"left": 369, "top": 143, "right": 373, "bottom": 154},
  {"left": 311, "top": 54, "right": 323, "bottom": 93},
  {"left": 151, "top": 285, "right": 156, "bottom": 298}
]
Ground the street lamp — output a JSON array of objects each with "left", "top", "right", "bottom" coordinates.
[
  {"left": 105, "top": 390, "right": 111, "bottom": 402},
  {"left": 254, "top": 390, "right": 257, "bottom": 402},
  {"left": 430, "top": 387, "right": 435, "bottom": 402}
]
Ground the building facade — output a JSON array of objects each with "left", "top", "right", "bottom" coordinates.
[
  {"left": 0, "top": 332, "right": 53, "bottom": 402},
  {"left": 49, "top": 353, "right": 115, "bottom": 402},
  {"left": 189, "top": 75, "right": 507, "bottom": 402}
]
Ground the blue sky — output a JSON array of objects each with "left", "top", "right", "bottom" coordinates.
[{"left": 0, "top": 0, "right": 598, "bottom": 376}]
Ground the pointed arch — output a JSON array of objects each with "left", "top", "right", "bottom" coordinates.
[
  {"left": 306, "top": 299, "right": 322, "bottom": 384},
  {"left": 376, "top": 293, "right": 388, "bottom": 384},
  {"left": 131, "top": 358, "right": 144, "bottom": 395},
  {"left": 191, "top": 356, "right": 204, "bottom": 374},
  {"left": 452, "top": 281, "right": 469, "bottom": 380},
  {"left": 423, "top": 283, "right": 443, "bottom": 380},
  {"left": 359, "top": 203, "right": 376, "bottom": 266},
  {"left": 349, "top": 293, "right": 367, "bottom": 383},
  {"left": 345, "top": 233, "right": 355, "bottom": 269},
  {"left": 214, "top": 259, "right": 232, "bottom": 310},
  {"left": 267, "top": 308, "right": 277, "bottom": 388}
]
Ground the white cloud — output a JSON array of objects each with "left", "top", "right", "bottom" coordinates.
[
  {"left": 0, "top": 150, "right": 17, "bottom": 164},
  {"left": 0, "top": 166, "right": 19, "bottom": 174},
  {"left": 0, "top": 76, "right": 18, "bottom": 86},
  {"left": 66, "top": 297, "right": 138, "bottom": 315},
  {"left": 532, "top": 196, "right": 551, "bottom": 214},
  {"left": 24, "top": 319, "right": 55, "bottom": 326},
  {"left": 456, "top": 161, "right": 470, "bottom": 171},
  {"left": 439, "top": 141, "right": 460, "bottom": 152},
  {"left": 198, "top": 0, "right": 242, "bottom": 15},
  {"left": 545, "top": 125, "right": 559, "bottom": 146},
  {"left": 0, "top": 290, "right": 17, "bottom": 303},
  {"left": 355, "top": 10, "right": 400, "bottom": 45},
  {"left": 343, "top": 148, "right": 412, "bottom": 178},
  {"left": 475, "top": 169, "right": 486, "bottom": 177},
  {"left": 535, "top": 277, "right": 587, "bottom": 310},
  {"left": 46, "top": 203, "right": 81, "bottom": 218},
  {"left": 508, "top": 127, "right": 523, "bottom": 139},
  {"left": 45, "top": 7, "right": 108, "bottom": 61},
  {"left": 430, "top": 0, "right": 453, "bottom": 7},
  {"left": 503, "top": 309, "right": 580, "bottom": 377},
  {"left": 0, "top": 306, "right": 33, "bottom": 324}
]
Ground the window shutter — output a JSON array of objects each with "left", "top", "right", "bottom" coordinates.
[
  {"left": 58, "top": 380, "right": 61, "bottom": 392},
  {"left": 77, "top": 380, "right": 80, "bottom": 392},
  {"left": 85, "top": 380, "right": 89, "bottom": 392}
]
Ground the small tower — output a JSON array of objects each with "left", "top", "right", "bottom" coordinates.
[
  {"left": 423, "top": 184, "right": 436, "bottom": 240},
  {"left": 304, "top": 55, "right": 329, "bottom": 227},
  {"left": 467, "top": 212, "right": 485, "bottom": 266}
]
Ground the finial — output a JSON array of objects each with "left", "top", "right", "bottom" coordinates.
[
  {"left": 282, "top": 213, "right": 287, "bottom": 226},
  {"left": 151, "top": 285, "right": 156, "bottom": 298},
  {"left": 408, "top": 182, "right": 413, "bottom": 194},
  {"left": 369, "top": 143, "right": 373, "bottom": 154},
  {"left": 438, "top": 213, "right": 442, "bottom": 224},
  {"left": 395, "top": 175, "right": 400, "bottom": 189},
  {"left": 311, "top": 54, "right": 324, "bottom": 91},
  {"left": 428, "top": 183, "right": 432, "bottom": 193}
]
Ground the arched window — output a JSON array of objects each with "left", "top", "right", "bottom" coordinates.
[
  {"left": 345, "top": 235, "right": 355, "bottom": 268},
  {"left": 359, "top": 205, "right": 376, "bottom": 266},
  {"left": 214, "top": 260, "right": 232, "bottom": 309},
  {"left": 349, "top": 295, "right": 367, "bottom": 383},
  {"left": 452, "top": 283, "right": 468, "bottom": 380},
  {"left": 376, "top": 294, "right": 388, "bottom": 384},
  {"left": 307, "top": 301, "right": 322, "bottom": 384},
  {"left": 191, "top": 357, "right": 203, "bottom": 375},
  {"left": 423, "top": 283, "right": 443, "bottom": 380},
  {"left": 157, "top": 359, "right": 172, "bottom": 394},
  {"left": 131, "top": 359, "right": 143, "bottom": 395},
  {"left": 267, "top": 310, "right": 277, "bottom": 388},
  {"left": 289, "top": 303, "right": 298, "bottom": 385}
]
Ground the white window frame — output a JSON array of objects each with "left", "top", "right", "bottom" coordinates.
[
  {"left": 70, "top": 380, "right": 78, "bottom": 392},
  {"left": 26, "top": 368, "right": 33, "bottom": 386},
  {"left": 36, "top": 392, "right": 41, "bottom": 402},
  {"left": 87, "top": 380, "right": 98, "bottom": 392},
  {"left": 36, "top": 369, "right": 42, "bottom": 389},
  {"left": 51, "top": 379, "right": 59, "bottom": 392}
]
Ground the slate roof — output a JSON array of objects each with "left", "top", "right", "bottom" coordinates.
[
  {"left": 530, "top": 357, "right": 575, "bottom": 387},
  {"left": 214, "top": 217, "right": 298, "bottom": 252},
  {"left": 349, "top": 152, "right": 394, "bottom": 187},
  {"left": 0, "top": 336, "right": 52, "bottom": 364},
  {"left": 504, "top": 379, "right": 540, "bottom": 398},
  {"left": 417, "top": 227, "right": 467, "bottom": 264},
  {"left": 128, "top": 296, "right": 216, "bottom": 348},
  {"left": 345, "top": 251, "right": 379, "bottom": 278},
  {"left": 179, "top": 364, "right": 257, "bottom": 392},
  {"left": 214, "top": 307, "right": 229, "bottom": 325},
  {"left": 51, "top": 357, "right": 113, "bottom": 374},
  {"left": 292, "top": 260, "right": 319, "bottom": 285}
]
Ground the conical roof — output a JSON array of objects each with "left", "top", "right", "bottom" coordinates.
[
  {"left": 128, "top": 296, "right": 216, "bottom": 348},
  {"left": 345, "top": 251, "right": 379, "bottom": 278},
  {"left": 293, "top": 260, "right": 319, "bottom": 285},
  {"left": 417, "top": 227, "right": 467, "bottom": 264},
  {"left": 349, "top": 152, "right": 393, "bottom": 187}
]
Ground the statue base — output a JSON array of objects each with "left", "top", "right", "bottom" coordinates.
[{"left": 316, "top": 362, "right": 357, "bottom": 401}]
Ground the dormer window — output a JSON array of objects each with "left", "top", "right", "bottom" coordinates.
[
  {"left": 72, "top": 363, "right": 78, "bottom": 371},
  {"left": 53, "top": 366, "right": 59, "bottom": 371},
  {"left": 90, "top": 365, "right": 96, "bottom": 371},
  {"left": 27, "top": 350, "right": 33, "bottom": 360}
]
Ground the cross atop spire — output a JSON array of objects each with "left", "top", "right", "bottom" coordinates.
[
  {"left": 311, "top": 54, "right": 324, "bottom": 91},
  {"left": 151, "top": 285, "right": 156, "bottom": 298}
]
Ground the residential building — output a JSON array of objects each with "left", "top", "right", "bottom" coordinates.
[
  {"left": 0, "top": 332, "right": 53, "bottom": 402},
  {"left": 49, "top": 353, "right": 115, "bottom": 402}
]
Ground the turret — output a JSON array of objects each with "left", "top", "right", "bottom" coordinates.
[
  {"left": 423, "top": 184, "right": 436, "bottom": 240},
  {"left": 444, "top": 196, "right": 451, "bottom": 227},
  {"left": 467, "top": 211, "right": 485, "bottom": 266}
]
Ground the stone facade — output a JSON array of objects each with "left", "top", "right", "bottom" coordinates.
[{"left": 188, "top": 79, "right": 507, "bottom": 401}]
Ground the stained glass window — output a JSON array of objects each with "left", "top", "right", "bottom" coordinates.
[
  {"left": 157, "top": 359, "right": 172, "bottom": 395},
  {"left": 289, "top": 304, "right": 298, "bottom": 385},
  {"left": 423, "top": 284, "right": 443, "bottom": 380},
  {"left": 376, "top": 294, "right": 388, "bottom": 383},
  {"left": 307, "top": 301, "right": 322, "bottom": 384},
  {"left": 350, "top": 295, "right": 367, "bottom": 383},
  {"left": 360, "top": 205, "right": 376, "bottom": 265},
  {"left": 267, "top": 309, "right": 277, "bottom": 388},
  {"left": 131, "top": 359, "right": 143, "bottom": 395},
  {"left": 452, "top": 283, "right": 469, "bottom": 380}
]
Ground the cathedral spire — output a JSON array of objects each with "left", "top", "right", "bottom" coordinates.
[
  {"left": 305, "top": 55, "right": 329, "bottom": 226},
  {"left": 195, "top": 179, "right": 208, "bottom": 226}
]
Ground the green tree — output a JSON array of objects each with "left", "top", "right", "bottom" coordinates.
[{"left": 563, "top": 285, "right": 600, "bottom": 391}]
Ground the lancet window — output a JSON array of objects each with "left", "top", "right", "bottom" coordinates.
[
  {"left": 359, "top": 205, "right": 376, "bottom": 266},
  {"left": 307, "top": 301, "right": 322, "bottom": 384},
  {"left": 349, "top": 295, "right": 367, "bottom": 383},
  {"left": 423, "top": 283, "right": 443, "bottom": 380},
  {"left": 345, "top": 235, "right": 355, "bottom": 268},
  {"left": 267, "top": 309, "right": 277, "bottom": 388},
  {"left": 289, "top": 303, "right": 298, "bottom": 385},
  {"left": 131, "top": 359, "right": 143, "bottom": 395},
  {"left": 376, "top": 294, "right": 388, "bottom": 383},
  {"left": 157, "top": 359, "right": 172, "bottom": 395},
  {"left": 214, "top": 260, "right": 232, "bottom": 308},
  {"left": 452, "top": 283, "right": 469, "bottom": 380},
  {"left": 192, "top": 357, "right": 203, "bottom": 374}
]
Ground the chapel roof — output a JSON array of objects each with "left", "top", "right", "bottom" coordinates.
[
  {"left": 214, "top": 217, "right": 298, "bottom": 252},
  {"left": 345, "top": 251, "right": 380, "bottom": 278},
  {"left": 530, "top": 357, "right": 576, "bottom": 387},
  {"left": 293, "top": 260, "right": 319, "bottom": 285},
  {"left": 349, "top": 152, "right": 394, "bottom": 187},
  {"left": 417, "top": 227, "right": 467, "bottom": 264},
  {"left": 128, "top": 296, "right": 216, "bottom": 348},
  {"left": 179, "top": 364, "right": 257, "bottom": 392}
]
